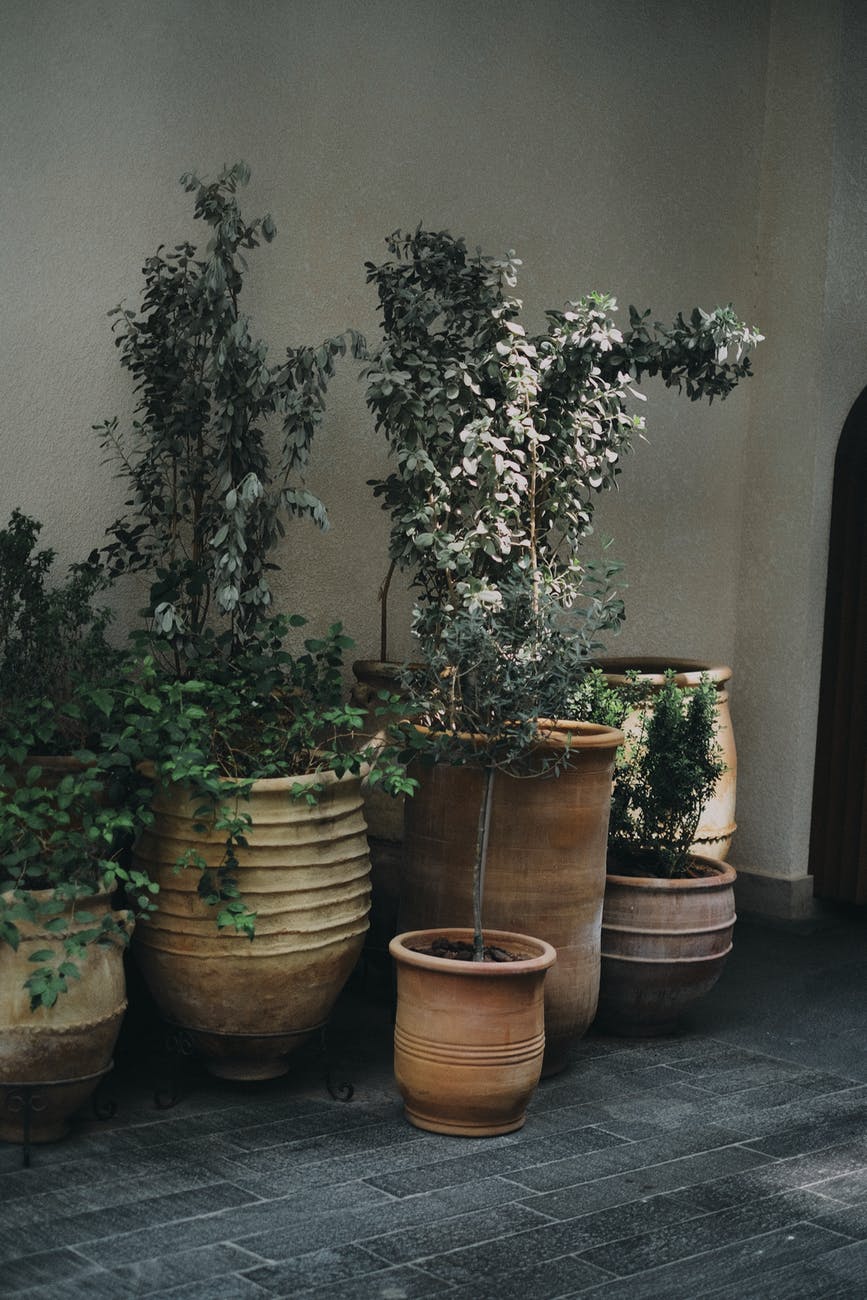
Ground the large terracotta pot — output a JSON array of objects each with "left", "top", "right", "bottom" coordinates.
[
  {"left": 599, "top": 658, "right": 737, "bottom": 859},
  {"left": 596, "top": 854, "right": 737, "bottom": 1036},
  {"left": 390, "top": 927, "right": 556, "bottom": 1136},
  {"left": 401, "top": 721, "right": 623, "bottom": 1073},
  {"left": 133, "top": 770, "right": 372, "bottom": 1080},
  {"left": 0, "top": 891, "right": 130, "bottom": 1143}
]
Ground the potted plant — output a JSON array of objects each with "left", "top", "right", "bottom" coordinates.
[
  {"left": 598, "top": 657, "right": 737, "bottom": 858},
  {"left": 363, "top": 227, "right": 759, "bottom": 1064},
  {"left": 390, "top": 583, "right": 579, "bottom": 1134},
  {"left": 94, "top": 164, "right": 411, "bottom": 1081},
  {"left": 0, "top": 514, "right": 147, "bottom": 1142},
  {"left": 595, "top": 672, "right": 737, "bottom": 1036}
]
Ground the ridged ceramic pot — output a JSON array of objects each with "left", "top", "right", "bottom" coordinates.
[
  {"left": 133, "top": 770, "right": 372, "bottom": 1080},
  {"left": 390, "top": 927, "right": 556, "bottom": 1136},
  {"left": 600, "top": 659, "right": 737, "bottom": 859},
  {"left": 0, "top": 891, "right": 130, "bottom": 1143},
  {"left": 596, "top": 854, "right": 737, "bottom": 1036},
  {"left": 401, "top": 722, "right": 623, "bottom": 1074}
]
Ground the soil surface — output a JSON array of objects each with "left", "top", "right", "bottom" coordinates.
[{"left": 409, "top": 937, "right": 531, "bottom": 962}]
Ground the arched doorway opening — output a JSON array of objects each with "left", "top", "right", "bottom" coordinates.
[{"left": 809, "top": 387, "right": 867, "bottom": 902}]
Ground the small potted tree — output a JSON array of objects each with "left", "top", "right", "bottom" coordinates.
[
  {"left": 389, "top": 582, "right": 584, "bottom": 1134},
  {"left": 363, "top": 227, "right": 759, "bottom": 1066},
  {"left": 595, "top": 673, "right": 737, "bottom": 1036},
  {"left": 95, "top": 164, "right": 411, "bottom": 1081}
]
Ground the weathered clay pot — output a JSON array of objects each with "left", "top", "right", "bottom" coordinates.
[
  {"left": 400, "top": 721, "right": 623, "bottom": 1073},
  {"left": 0, "top": 891, "right": 130, "bottom": 1143},
  {"left": 596, "top": 854, "right": 737, "bottom": 1036},
  {"left": 390, "top": 927, "right": 556, "bottom": 1136},
  {"left": 599, "top": 659, "right": 737, "bottom": 859},
  {"left": 133, "top": 770, "right": 372, "bottom": 1080}
]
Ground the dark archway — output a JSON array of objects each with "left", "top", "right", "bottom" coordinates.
[{"left": 810, "top": 387, "right": 867, "bottom": 902}]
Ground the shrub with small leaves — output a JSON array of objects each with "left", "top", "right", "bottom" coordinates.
[
  {"left": 364, "top": 227, "right": 761, "bottom": 655},
  {"left": 95, "top": 162, "right": 364, "bottom": 669},
  {"left": 608, "top": 673, "right": 724, "bottom": 879}
]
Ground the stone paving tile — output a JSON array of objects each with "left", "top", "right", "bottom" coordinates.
[
  {"left": 576, "top": 1188, "right": 844, "bottom": 1276},
  {"left": 0, "top": 1180, "right": 262, "bottom": 1263},
  {"left": 396, "top": 1189, "right": 693, "bottom": 1286},
  {"left": 808, "top": 1199, "right": 867, "bottom": 1240},
  {"left": 708, "top": 1083, "right": 867, "bottom": 1138},
  {"left": 364, "top": 1125, "right": 630, "bottom": 1197},
  {"left": 704, "top": 1237, "right": 867, "bottom": 1298},
  {"left": 1, "top": 1248, "right": 113, "bottom": 1294},
  {"left": 232, "top": 1174, "right": 537, "bottom": 1260},
  {"left": 809, "top": 1165, "right": 867, "bottom": 1206},
  {"left": 142, "top": 1277, "right": 268, "bottom": 1299},
  {"left": 505, "top": 1126, "right": 769, "bottom": 1195},
  {"left": 661, "top": 1045, "right": 810, "bottom": 1091},
  {"left": 741, "top": 1107, "right": 867, "bottom": 1160},
  {"left": 107, "top": 1242, "right": 268, "bottom": 1295},
  {"left": 290, "top": 1263, "right": 449, "bottom": 1299},
  {"left": 359, "top": 1198, "right": 549, "bottom": 1266},
  {"left": 73, "top": 1179, "right": 394, "bottom": 1268},
  {"left": 577, "top": 1221, "right": 854, "bottom": 1298},
  {"left": 426, "top": 1252, "right": 613, "bottom": 1300},
  {"left": 242, "top": 1243, "right": 399, "bottom": 1295},
  {"left": 657, "top": 1143, "right": 867, "bottom": 1213}
]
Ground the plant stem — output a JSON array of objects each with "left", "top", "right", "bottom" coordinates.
[
  {"left": 379, "top": 559, "right": 395, "bottom": 663},
  {"left": 472, "top": 765, "right": 495, "bottom": 961}
]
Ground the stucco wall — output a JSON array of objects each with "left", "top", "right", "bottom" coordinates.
[{"left": 0, "top": 0, "right": 858, "bottom": 917}]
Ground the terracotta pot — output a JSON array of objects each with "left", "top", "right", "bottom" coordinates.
[
  {"left": 0, "top": 891, "right": 130, "bottom": 1143},
  {"left": 401, "top": 721, "right": 623, "bottom": 1073},
  {"left": 596, "top": 854, "right": 737, "bottom": 1036},
  {"left": 133, "top": 769, "right": 372, "bottom": 1080},
  {"left": 599, "top": 658, "right": 737, "bottom": 859},
  {"left": 390, "top": 927, "right": 556, "bottom": 1136}
]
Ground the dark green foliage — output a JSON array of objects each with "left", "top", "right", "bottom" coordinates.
[
  {"left": 0, "top": 509, "right": 119, "bottom": 754},
  {"left": 363, "top": 227, "right": 761, "bottom": 650},
  {"left": 95, "top": 162, "right": 364, "bottom": 669},
  {"left": 608, "top": 674, "right": 725, "bottom": 878}
]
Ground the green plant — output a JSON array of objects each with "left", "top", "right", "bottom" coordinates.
[
  {"left": 0, "top": 509, "right": 119, "bottom": 755},
  {"left": 0, "top": 741, "right": 153, "bottom": 1009},
  {"left": 608, "top": 673, "right": 724, "bottom": 878},
  {"left": 87, "top": 164, "right": 412, "bottom": 936},
  {"left": 363, "top": 227, "right": 761, "bottom": 657},
  {"left": 95, "top": 162, "right": 364, "bottom": 670}
]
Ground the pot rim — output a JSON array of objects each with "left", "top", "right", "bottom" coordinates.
[
  {"left": 137, "top": 761, "right": 369, "bottom": 793},
  {"left": 410, "top": 719, "right": 624, "bottom": 753},
  {"left": 390, "top": 927, "right": 557, "bottom": 974},
  {"left": 597, "top": 657, "right": 731, "bottom": 689},
  {"left": 605, "top": 853, "right": 737, "bottom": 890}
]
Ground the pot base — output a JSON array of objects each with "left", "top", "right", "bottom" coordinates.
[{"left": 403, "top": 1107, "right": 527, "bottom": 1137}]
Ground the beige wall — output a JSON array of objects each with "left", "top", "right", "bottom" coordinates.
[{"left": 0, "top": 0, "right": 859, "bottom": 918}]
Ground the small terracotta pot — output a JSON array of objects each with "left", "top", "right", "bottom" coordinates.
[
  {"left": 389, "top": 927, "right": 556, "bottom": 1137},
  {"left": 599, "top": 658, "right": 737, "bottom": 858},
  {"left": 596, "top": 854, "right": 737, "bottom": 1036}
]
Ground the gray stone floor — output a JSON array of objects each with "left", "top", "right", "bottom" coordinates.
[{"left": 2, "top": 906, "right": 866, "bottom": 1299}]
